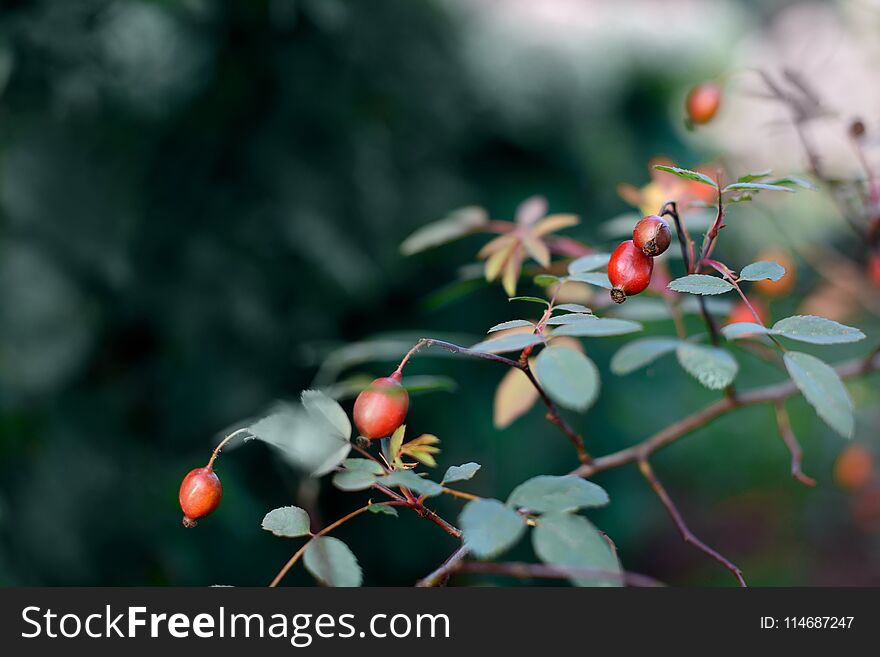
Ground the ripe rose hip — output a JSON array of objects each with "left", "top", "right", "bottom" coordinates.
[
  {"left": 727, "top": 299, "right": 769, "bottom": 326},
  {"left": 608, "top": 240, "right": 653, "bottom": 304},
  {"left": 179, "top": 466, "right": 222, "bottom": 528},
  {"left": 686, "top": 82, "right": 722, "bottom": 125},
  {"left": 353, "top": 371, "right": 409, "bottom": 439},
  {"left": 632, "top": 215, "right": 671, "bottom": 257}
]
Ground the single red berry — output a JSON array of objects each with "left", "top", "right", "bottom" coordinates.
[
  {"left": 869, "top": 251, "right": 880, "bottom": 288},
  {"left": 353, "top": 371, "right": 409, "bottom": 439},
  {"left": 179, "top": 466, "right": 222, "bottom": 528},
  {"left": 632, "top": 215, "right": 672, "bottom": 257},
  {"left": 608, "top": 240, "right": 653, "bottom": 304},
  {"left": 686, "top": 82, "right": 722, "bottom": 125},
  {"left": 727, "top": 298, "right": 769, "bottom": 326}
]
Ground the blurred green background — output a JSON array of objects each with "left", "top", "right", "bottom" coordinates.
[{"left": 0, "top": 0, "right": 878, "bottom": 587}]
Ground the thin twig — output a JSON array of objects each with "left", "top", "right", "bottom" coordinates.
[
  {"left": 638, "top": 459, "right": 746, "bottom": 587},
  {"left": 207, "top": 427, "right": 251, "bottom": 469},
  {"left": 415, "top": 545, "right": 470, "bottom": 587},
  {"left": 454, "top": 561, "right": 665, "bottom": 587},
  {"left": 773, "top": 401, "right": 816, "bottom": 487}
]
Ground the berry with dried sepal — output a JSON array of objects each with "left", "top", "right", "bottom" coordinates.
[
  {"left": 179, "top": 466, "right": 222, "bottom": 528},
  {"left": 632, "top": 215, "right": 672, "bottom": 257},
  {"left": 608, "top": 240, "right": 654, "bottom": 304},
  {"left": 353, "top": 371, "right": 409, "bottom": 439}
]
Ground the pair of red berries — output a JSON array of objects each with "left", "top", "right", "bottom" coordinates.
[
  {"left": 607, "top": 215, "right": 671, "bottom": 304},
  {"left": 179, "top": 373, "right": 410, "bottom": 526}
]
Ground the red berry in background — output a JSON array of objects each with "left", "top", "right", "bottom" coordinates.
[
  {"left": 727, "top": 298, "right": 769, "bottom": 326},
  {"left": 353, "top": 371, "right": 409, "bottom": 439},
  {"left": 869, "top": 251, "right": 880, "bottom": 288},
  {"left": 685, "top": 82, "right": 722, "bottom": 125},
  {"left": 179, "top": 466, "right": 222, "bottom": 528},
  {"left": 608, "top": 240, "right": 654, "bottom": 304},
  {"left": 632, "top": 215, "right": 672, "bottom": 257}
]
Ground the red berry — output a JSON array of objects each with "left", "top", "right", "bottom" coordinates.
[
  {"left": 870, "top": 252, "right": 880, "bottom": 288},
  {"left": 353, "top": 372, "right": 409, "bottom": 439},
  {"left": 686, "top": 82, "right": 722, "bottom": 125},
  {"left": 179, "top": 466, "right": 222, "bottom": 528},
  {"left": 727, "top": 298, "right": 769, "bottom": 326},
  {"left": 632, "top": 215, "right": 671, "bottom": 257},
  {"left": 608, "top": 240, "right": 653, "bottom": 304}
]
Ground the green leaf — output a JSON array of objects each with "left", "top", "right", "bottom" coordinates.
[
  {"left": 534, "top": 346, "right": 600, "bottom": 411},
  {"left": 676, "top": 343, "right": 738, "bottom": 389},
  {"left": 736, "top": 169, "right": 772, "bottom": 183},
  {"left": 301, "top": 389, "right": 352, "bottom": 439},
  {"left": 378, "top": 469, "right": 444, "bottom": 498},
  {"left": 247, "top": 404, "right": 351, "bottom": 477},
  {"left": 532, "top": 513, "right": 622, "bottom": 587},
  {"left": 261, "top": 506, "right": 311, "bottom": 538},
  {"left": 723, "top": 182, "right": 794, "bottom": 193},
  {"left": 784, "top": 352, "right": 854, "bottom": 438},
  {"left": 721, "top": 322, "right": 770, "bottom": 340},
  {"left": 551, "top": 317, "right": 642, "bottom": 337},
  {"left": 441, "top": 462, "right": 481, "bottom": 485},
  {"left": 544, "top": 313, "right": 597, "bottom": 326},
  {"left": 332, "top": 470, "right": 377, "bottom": 491},
  {"left": 388, "top": 424, "right": 406, "bottom": 463},
  {"left": 470, "top": 333, "right": 543, "bottom": 354},
  {"left": 739, "top": 261, "right": 785, "bottom": 282},
  {"left": 508, "top": 296, "right": 550, "bottom": 306},
  {"left": 554, "top": 303, "right": 591, "bottom": 314},
  {"left": 534, "top": 274, "right": 560, "bottom": 288},
  {"left": 487, "top": 319, "right": 535, "bottom": 333},
  {"left": 368, "top": 503, "right": 398, "bottom": 517},
  {"left": 668, "top": 274, "right": 735, "bottom": 295},
  {"left": 400, "top": 206, "right": 488, "bottom": 255},
  {"left": 303, "top": 536, "right": 362, "bottom": 587},
  {"left": 610, "top": 338, "right": 681, "bottom": 374},
  {"left": 654, "top": 165, "right": 717, "bottom": 188},
  {"left": 770, "top": 315, "right": 866, "bottom": 345},
  {"left": 507, "top": 475, "right": 609, "bottom": 513},
  {"left": 459, "top": 499, "right": 526, "bottom": 559},
  {"left": 567, "top": 272, "right": 613, "bottom": 289},
  {"left": 764, "top": 175, "right": 817, "bottom": 190},
  {"left": 568, "top": 253, "right": 610, "bottom": 274},
  {"left": 342, "top": 458, "right": 386, "bottom": 475}
]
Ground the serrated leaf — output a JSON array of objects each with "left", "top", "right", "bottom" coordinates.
[
  {"left": 471, "top": 333, "right": 543, "bottom": 354},
  {"left": 676, "top": 343, "right": 738, "bottom": 389},
  {"left": 261, "top": 506, "right": 311, "bottom": 537},
  {"left": 493, "top": 367, "right": 540, "bottom": 429},
  {"left": 554, "top": 303, "right": 591, "bottom": 314},
  {"left": 368, "top": 503, "right": 398, "bottom": 517},
  {"left": 332, "top": 470, "right": 377, "bottom": 491},
  {"left": 551, "top": 317, "right": 642, "bottom": 337},
  {"left": 509, "top": 296, "right": 550, "bottom": 306},
  {"left": 739, "top": 261, "right": 785, "bottom": 282},
  {"left": 487, "top": 319, "right": 535, "bottom": 333},
  {"left": 721, "top": 322, "right": 771, "bottom": 340},
  {"left": 654, "top": 165, "right": 717, "bottom": 188},
  {"left": 770, "top": 315, "right": 866, "bottom": 345},
  {"left": 342, "top": 458, "right": 386, "bottom": 475},
  {"left": 736, "top": 169, "right": 772, "bottom": 183},
  {"left": 507, "top": 475, "right": 609, "bottom": 513},
  {"left": 459, "top": 499, "right": 526, "bottom": 559},
  {"left": 303, "top": 536, "right": 362, "bottom": 587},
  {"left": 301, "top": 389, "right": 351, "bottom": 439},
  {"left": 668, "top": 274, "right": 734, "bottom": 295},
  {"left": 532, "top": 513, "right": 622, "bottom": 587},
  {"left": 247, "top": 405, "right": 351, "bottom": 477},
  {"left": 534, "top": 274, "right": 560, "bottom": 287},
  {"left": 610, "top": 338, "right": 681, "bottom": 374},
  {"left": 723, "top": 182, "right": 794, "bottom": 193},
  {"left": 544, "top": 313, "right": 597, "bottom": 326},
  {"left": 567, "top": 272, "right": 613, "bottom": 289},
  {"left": 441, "top": 462, "right": 482, "bottom": 485},
  {"left": 534, "top": 346, "right": 600, "bottom": 411},
  {"left": 400, "top": 206, "right": 488, "bottom": 256},
  {"left": 784, "top": 352, "right": 854, "bottom": 438},
  {"left": 568, "top": 253, "right": 611, "bottom": 274},
  {"left": 378, "top": 470, "right": 444, "bottom": 498}
]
